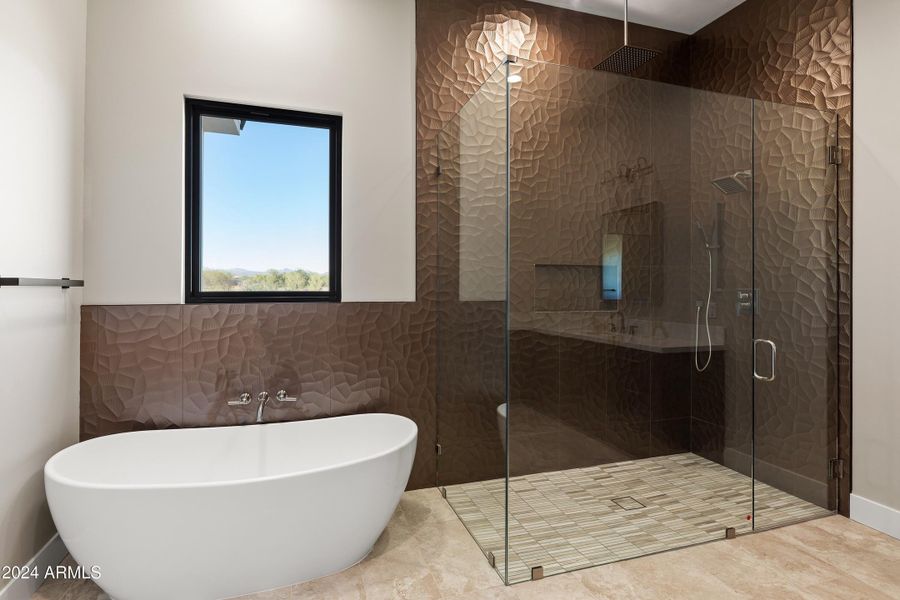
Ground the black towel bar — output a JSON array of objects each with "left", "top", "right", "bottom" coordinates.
[{"left": 0, "top": 277, "right": 84, "bottom": 288}]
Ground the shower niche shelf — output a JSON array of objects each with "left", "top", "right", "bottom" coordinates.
[{"left": 533, "top": 263, "right": 616, "bottom": 312}]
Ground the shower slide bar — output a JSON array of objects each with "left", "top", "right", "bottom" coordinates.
[{"left": 0, "top": 276, "right": 84, "bottom": 288}]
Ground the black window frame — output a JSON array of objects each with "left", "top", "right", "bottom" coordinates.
[{"left": 184, "top": 98, "right": 342, "bottom": 304}]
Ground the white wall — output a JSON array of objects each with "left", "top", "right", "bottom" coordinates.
[
  {"left": 84, "top": 0, "right": 415, "bottom": 304},
  {"left": 852, "top": 0, "right": 900, "bottom": 539},
  {"left": 0, "top": 0, "right": 85, "bottom": 581}
]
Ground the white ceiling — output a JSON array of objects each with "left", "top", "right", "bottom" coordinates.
[{"left": 527, "top": 0, "right": 747, "bottom": 35}]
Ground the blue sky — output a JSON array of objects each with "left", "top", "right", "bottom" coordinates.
[{"left": 201, "top": 119, "right": 330, "bottom": 274}]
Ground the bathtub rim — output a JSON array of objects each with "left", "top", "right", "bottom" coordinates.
[{"left": 45, "top": 413, "right": 418, "bottom": 492}]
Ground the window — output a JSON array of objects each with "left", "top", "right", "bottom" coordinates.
[{"left": 185, "top": 98, "right": 341, "bottom": 303}]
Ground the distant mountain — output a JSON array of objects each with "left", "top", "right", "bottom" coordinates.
[
  {"left": 222, "top": 267, "right": 325, "bottom": 277},
  {"left": 226, "top": 268, "right": 262, "bottom": 277}
]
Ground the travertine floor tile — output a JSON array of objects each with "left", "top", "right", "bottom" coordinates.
[
  {"left": 233, "top": 585, "right": 291, "bottom": 600},
  {"left": 768, "top": 517, "right": 900, "bottom": 598},
  {"left": 31, "top": 496, "right": 900, "bottom": 600}
]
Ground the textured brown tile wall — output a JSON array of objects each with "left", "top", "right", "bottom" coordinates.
[{"left": 81, "top": 302, "right": 437, "bottom": 489}]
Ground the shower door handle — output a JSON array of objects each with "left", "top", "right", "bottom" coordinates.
[{"left": 753, "top": 339, "right": 776, "bottom": 382}]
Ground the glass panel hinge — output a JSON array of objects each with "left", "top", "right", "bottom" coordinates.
[
  {"left": 435, "top": 443, "right": 443, "bottom": 456},
  {"left": 829, "top": 458, "right": 845, "bottom": 479},
  {"left": 828, "top": 145, "right": 842, "bottom": 165}
]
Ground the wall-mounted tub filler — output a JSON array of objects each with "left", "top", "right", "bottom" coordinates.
[
  {"left": 44, "top": 413, "right": 417, "bottom": 600},
  {"left": 228, "top": 389, "right": 298, "bottom": 423}
]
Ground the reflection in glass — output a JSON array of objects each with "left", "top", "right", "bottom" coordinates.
[{"left": 602, "top": 234, "right": 623, "bottom": 301}]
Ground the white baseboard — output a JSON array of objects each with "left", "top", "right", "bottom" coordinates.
[
  {"left": 0, "top": 534, "right": 68, "bottom": 600},
  {"left": 850, "top": 493, "right": 900, "bottom": 540}
]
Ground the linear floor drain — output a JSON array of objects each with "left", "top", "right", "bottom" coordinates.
[{"left": 612, "top": 496, "right": 646, "bottom": 510}]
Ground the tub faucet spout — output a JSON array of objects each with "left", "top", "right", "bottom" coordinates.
[
  {"left": 256, "top": 391, "right": 270, "bottom": 423},
  {"left": 256, "top": 389, "right": 298, "bottom": 423}
]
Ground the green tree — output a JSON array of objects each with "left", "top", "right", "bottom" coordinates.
[
  {"left": 284, "top": 269, "right": 311, "bottom": 290},
  {"left": 228, "top": 268, "right": 329, "bottom": 292},
  {"left": 308, "top": 272, "right": 328, "bottom": 291},
  {"left": 202, "top": 269, "right": 236, "bottom": 291}
]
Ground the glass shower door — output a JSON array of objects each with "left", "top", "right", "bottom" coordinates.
[{"left": 751, "top": 101, "right": 840, "bottom": 528}]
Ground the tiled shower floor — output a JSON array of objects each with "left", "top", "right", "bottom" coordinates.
[{"left": 444, "top": 453, "right": 832, "bottom": 583}]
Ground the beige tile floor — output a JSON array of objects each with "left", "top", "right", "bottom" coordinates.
[
  {"left": 445, "top": 453, "right": 833, "bottom": 583},
  {"left": 34, "top": 488, "right": 900, "bottom": 600}
]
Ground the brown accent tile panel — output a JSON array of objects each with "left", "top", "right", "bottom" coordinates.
[
  {"left": 78, "top": 306, "right": 99, "bottom": 439},
  {"left": 81, "top": 305, "right": 183, "bottom": 438},
  {"left": 182, "top": 304, "right": 266, "bottom": 427},
  {"left": 81, "top": 302, "right": 436, "bottom": 491},
  {"left": 256, "top": 303, "right": 335, "bottom": 421}
]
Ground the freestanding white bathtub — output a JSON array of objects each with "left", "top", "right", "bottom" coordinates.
[{"left": 45, "top": 413, "right": 417, "bottom": 600}]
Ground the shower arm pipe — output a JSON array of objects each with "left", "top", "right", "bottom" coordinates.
[{"left": 623, "top": 0, "right": 629, "bottom": 46}]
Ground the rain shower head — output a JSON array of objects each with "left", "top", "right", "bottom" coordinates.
[
  {"left": 594, "top": 0, "right": 660, "bottom": 74},
  {"left": 595, "top": 46, "right": 661, "bottom": 74},
  {"left": 711, "top": 171, "right": 751, "bottom": 195}
]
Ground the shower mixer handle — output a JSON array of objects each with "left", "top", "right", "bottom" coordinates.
[{"left": 228, "top": 392, "right": 253, "bottom": 406}]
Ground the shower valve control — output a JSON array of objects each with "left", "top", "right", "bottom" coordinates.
[{"left": 736, "top": 289, "right": 759, "bottom": 316}]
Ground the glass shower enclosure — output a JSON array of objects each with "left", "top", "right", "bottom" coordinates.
[{"left": 436, "top": 58, "right": 840, "bottom": 584}]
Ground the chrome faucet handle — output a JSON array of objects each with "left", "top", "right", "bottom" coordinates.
[
  {"left": 228, "top": 392, "right": 252, "bottom": 406},
  {"left": 275, "top": 389, "right": 297, "bottom": 402}
]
